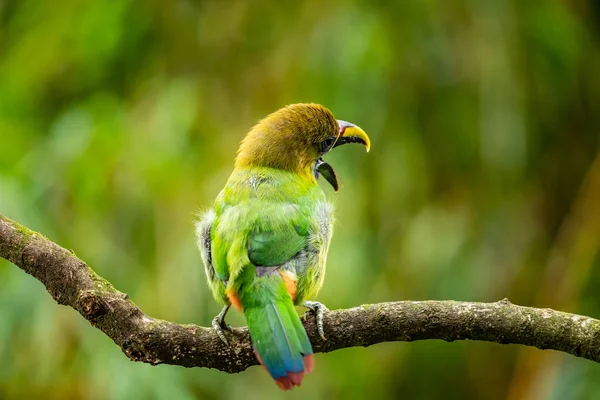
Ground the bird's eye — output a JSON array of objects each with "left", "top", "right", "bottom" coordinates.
[{"left": 321, "top": 137, "right": 336, "bottom": 152}]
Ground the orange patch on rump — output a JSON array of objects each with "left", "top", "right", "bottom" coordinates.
[
  {"left": 278, "top": 270, "right": 297, "bottom": 301},
  {"left": 226, "top": 288, "right": 242, "bottom": 311}
]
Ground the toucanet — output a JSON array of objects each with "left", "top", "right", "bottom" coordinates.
[{"left": 196, "top": 103, "right": 370, "bottom": 390}]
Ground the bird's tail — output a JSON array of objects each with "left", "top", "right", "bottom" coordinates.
[{"left": 239, "top": 274, "right": 314, "bottom": 390}]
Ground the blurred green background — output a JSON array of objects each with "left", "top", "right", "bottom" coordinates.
[{"left": 1, "top": 0, "right": 600, "bottom": 399}]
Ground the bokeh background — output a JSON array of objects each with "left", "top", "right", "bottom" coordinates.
[{"left": 1, "top": 1, "right": 600, "bottom": 399}]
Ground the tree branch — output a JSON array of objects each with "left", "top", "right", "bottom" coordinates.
[{"left": 1, "top": 213, "right": 600, "bottom": 372}]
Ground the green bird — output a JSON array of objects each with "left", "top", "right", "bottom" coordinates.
[{"left": 196, "top": 103, "right": 370, "bottom": 390}]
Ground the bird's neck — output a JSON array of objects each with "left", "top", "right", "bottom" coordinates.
[
  {"left": 234, "top": 130, "right": 316, "bottom": 181},
  {"left": 235, "top": 158, "right": 317, "bottom": 184}
]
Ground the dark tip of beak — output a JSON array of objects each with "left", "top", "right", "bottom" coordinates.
[{"left": 315, "top": 158, "right": 339, "bottom": 191}]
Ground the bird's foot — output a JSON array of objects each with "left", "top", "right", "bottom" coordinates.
[
  {"left": 212, "top": 305, "right": 232, "bottom": 345},
  {"left": 303, "top": 301, "right": 329, "bottom": 341}
]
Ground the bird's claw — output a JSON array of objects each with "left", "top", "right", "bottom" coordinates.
[
  {"left": 303, "top": 301, "right": 329, "bottom": 341},
  {"left": 212, "top": 305, "right": 232, "bottom": 345}
]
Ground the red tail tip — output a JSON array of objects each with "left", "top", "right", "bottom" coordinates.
[
  {"left": 303, "top": 354, "right": 315, "bottom": 374},
  {"left": 255, "top": 348, "right": 314, "bottom": 390},
  {"left": 288, "top": 372, "right": 304, "bottom": 386},
  {"left": 275, "top": 377, "right": 294, "bottom": 391}
]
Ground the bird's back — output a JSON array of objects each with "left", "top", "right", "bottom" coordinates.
[{"left": 200, "top": 166, "right": 333, "bottom": 305}]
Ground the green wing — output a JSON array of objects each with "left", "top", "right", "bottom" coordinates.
[{"left": 248, "top": 224, "right": 307, "bottom": 267}]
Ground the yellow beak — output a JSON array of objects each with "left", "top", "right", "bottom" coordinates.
[{"left": 336, "top": 120, "right": 371, "bottom": 152}]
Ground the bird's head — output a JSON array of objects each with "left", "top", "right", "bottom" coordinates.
[{"left": 235, "top": 103, "right": 370, "bottom": 191}]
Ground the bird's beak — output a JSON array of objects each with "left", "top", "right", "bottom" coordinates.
[
  {"left": 316, "top": 119, "right": 370, "bottom": 192},
  {"left": 335, "top": 120, "right": 371, "bottom": 152},
  {"left": 316, "top": 159, "right": 339, "bottom": 191}
]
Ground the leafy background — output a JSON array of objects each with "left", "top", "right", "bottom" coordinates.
[{"left": 1, "top": 1, "right": 600, "bottom": 399}]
